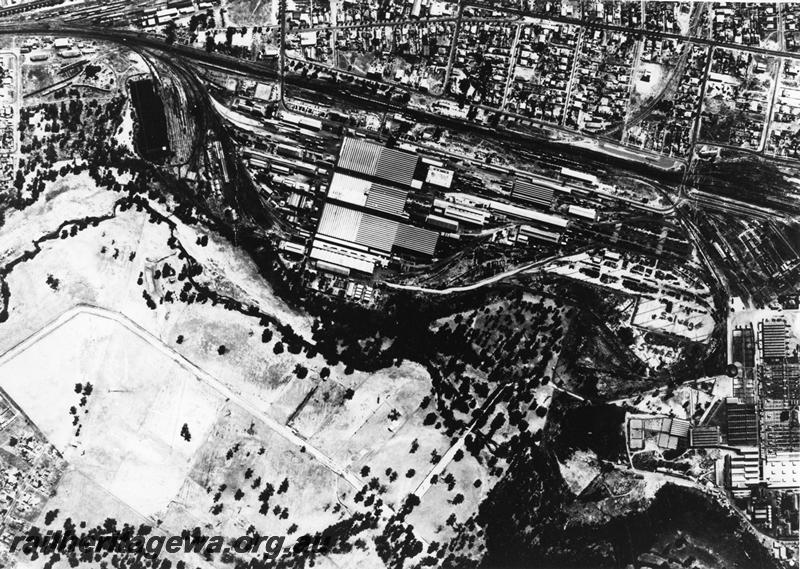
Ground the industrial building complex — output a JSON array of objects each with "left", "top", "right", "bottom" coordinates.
[
  {"left": 0, "top": 0, "right": 798, "bottom": 568},
  {"left": 627, "top": 308, "right": 799, "bottom": 544}
]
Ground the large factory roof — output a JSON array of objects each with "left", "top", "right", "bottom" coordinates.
[
  {"left": 327, "top": 172, "right": 409, "bottom": 217},
  {"left": 317, "top": 203, "right": 437, "bottom": 256},
  {"left": 337, "top": 137, "right": 419, "bottom": 188},
  {"left": 762, "top": 320, "right": 788, "bottom": 360},
  {"left": 513, "top": 178, "right": 556, "bottom": 207},
  {"left": 726, "top": 401, "right": 759, "bottom": 447}
]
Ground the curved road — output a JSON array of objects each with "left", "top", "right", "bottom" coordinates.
[
  {"left": 384, "top": 249, "right": 585, "bottom": 295},
  {"left": 0, "top": 23, "right": 692, "bottom": 183},
  {"left": 0, "top": 23, "right": 282, "bottom": 80}
]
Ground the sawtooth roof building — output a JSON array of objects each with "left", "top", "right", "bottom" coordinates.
[
  {"left": 309, "top": 137, "right": 440, "bottom": 276},
  {"left": 337, "top": 136, "right": 421, "bottom": 188}
]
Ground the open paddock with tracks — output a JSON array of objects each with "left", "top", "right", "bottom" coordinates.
[{"left": 0, "top": 309, "right": 224, "bottom": 515}]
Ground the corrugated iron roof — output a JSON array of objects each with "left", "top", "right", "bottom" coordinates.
[
  {"left": 355, "top": 214, "right": 399, "bottom": 252},
  {"left": 375, "top": 146, "right": 418, "bottom": 187},
  {"left": 317, "top": 204, "right": 362, "bottom": 242},
  {"left": 338, "top": 137, "right": 380, "bottom": 176},
  {"left": 365, "top": 183, "right": 408, "bottom": 217},
  {"left": 395, "top": 224, "right": 438, "bottom": 256},
  {"left": 338, "top": 137, "right": 419, "bottom": 188},
  {"left": 513, "top": 178, "right": 555, "bottom": 207}
]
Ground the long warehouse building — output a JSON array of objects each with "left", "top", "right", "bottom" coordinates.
[
  {"left": 317, "top": 203, "right": 438, "bottom": 257},
  {"left": 512, "top": 177, "right": 557, "bottom": 207},
  {"left": 337, "top": 137, "right": 421, "bottom": 188},
  {"left": 327, "top": 172, "right": 409, "bottom": 217}
]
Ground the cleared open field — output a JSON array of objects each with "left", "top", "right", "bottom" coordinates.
[
  {"left": 165, "top": 401, "right": 349, "bottom": 540},
  {"left": 0, "top": 176, "right": 493, "bottom": 567},
  {"left": 0, "top": 168, "right": 121, "bottom": 267},
  {"left": 0, "top": 309, "right": 224, "bottom": 516},
  {"left": 223, "top": 0, "right": 277, "bottom": 26}
]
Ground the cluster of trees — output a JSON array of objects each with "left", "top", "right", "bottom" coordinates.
[
  {"left": 374, "top": 494, "right": 425, "bottom": 568},
  {"left": 67, "top": 382, "right": 93, "bottom": 436},
  {"left": 45, "top": 274, "right": 59, "bottom": 291},
  {"left": 204, "top": 429, "right": 301, "bottom": 524},
  {"left": 19, "top": 97, "right": 127, "bottom": 169},
  {"left": 10, "top": 96, "right": 129, "bottom": 213},
  {"left": 284, "top": 288, "right": 566, "bottom": 475},
  {"left": 201, "top": 27, "right": 255, "bottom": 59},
  {"left": 423, "top": 294, "right": 565, "bottom": 462}
]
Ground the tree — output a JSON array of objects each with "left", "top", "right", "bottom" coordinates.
[
  {"left": 490, "top": 413, "right": 506, "bottom": 432},
  {"left": 218, "top": 345, "right": 227, "bottom": 355},
  {"left": 13, "top": 169, "right": 24, "bottom": 192},
  {"left": 44, "top": 509, "right": 59, "bottom": 526},
  {"left": 180, "top": 423, "right": 191, "bottom": 442},
  {"left": 258, "top": 484, "right": 275, "bottom": 515},
  {"left": 617, "top": 327, "right": 635, "bottom": 346},
  {"left": 278, "top": 478, "right": 289, "bottom": 494},
  {"left": 164, "top": 21, "right": 178, "bottom": 44},
  {"left": 45, "top": 143, "right": 58, "bottom": 164},
  {"left": 273, "top": 342, "right": 284, "bottom": 355}
]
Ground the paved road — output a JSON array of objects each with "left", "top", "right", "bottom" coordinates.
[
  {"left": 467, "top": 1, "right": 800, "bottom": 62},
  {"left": 0, "top": 23, "right": 282, "bottom": 78},
  {"left": 553, "top": 384, "right": 586, "bottom": 402},
  {"left": 0, "top": 21, "right": 685, "bottom": 181},
  {"left": 0, "top": 304, "right": 364, "bottom": 491},
  {"left": 384, "top": 252, "right": 566, "bottom": 295},
  {"left": 413, "top": 382, "right": 513, "bottom": 498}
]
